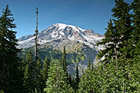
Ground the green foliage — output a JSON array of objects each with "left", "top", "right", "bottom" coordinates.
[
  {"left": 75, "top": 62, "right": 80, "bottom": 91},
  {"left": 42, "top": 56, "right": 50, "bottom": 81},
  {"left": 61, "top": 46, "right": 67, "bottom": 72},
  {"left": 89, "top": 0, "right": 140, "bottom": 92},
  {"left": 18, "top": 44, "right": 85, "bottom": 65},
  {"left": 78, "top": 68, "right": 94, "bottom": 93},
  {"left": 35, "top": 58, "right": 43, "bottom": 92},
  {"left": 88, "top": 58, "right": 91, "bottom": 70},
  {"left": 23, "top": 51, "right": 34, "bottom": 92},
  {"left": 22, "top": 51, "right": 43, "bottom": 93},
  {"left": 97, "top": 0, "right": 133, "bottom": 64},
  {"left": 131, "top": 0, "right": 140, "bottom": 59},
  {"left": 1, "top": 0, "right": 140, "bottom": 93},
  {"left": 44, "top": 60, "right": 74, "bottom": 93},
  {"left": 41, "top": 56, "right": 50, "bottom": 92},
  {"left": 97, "top": 19, "right": 117, "bottom": 64},
  {"left": 79, "top": 58, "right": 140, "bottom": 92},
  {"left": 0, "top": 5, "right": 24, "bottom": 93},
  {"left": 0, "top": 90, "right": 4, "bottom": 93},
  {"left": 22, "top": 51, "right": 51, "bottom": 93}
]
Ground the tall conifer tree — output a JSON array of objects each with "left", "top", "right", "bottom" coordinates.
[
  {"left": 97, "top": 0, "right": 132, "bottom": 64},
  {"left": 42, "top": 56, "right": 50, "bottom": 81},
  {"left": 35, "top": 58, "right": 42, "bottom": 92},
  {"left": 112, "top": 0, "right": 132, "bottom": 60},
  {"left": 62, "top": 46, "right": 67, "bottom": 73},
  {"left": 97, "top": 19, "right": 117, "bottom": 64},
  {"left": 88, "top": 58, "right": 91, "bottom": 69},
  {"left": 0, "top": 5, "right": 23, "bottom": 92},
  {"left": 41, "top": 56, "right": 50, "bottom": 92},
  {"left": 61, "top": 46, "right": 72, "bottom": 85},
  {"left": 78, "top": 68, "right": 94, "bottom": 93},
  {"left": 23, "top": 51, "right": 34, "bottom": 92},
  {"left": 131, "top": 0, "right": 140, "bottom": 60},
  {"left": 44, "top": 60, "right": 73, "bottom": 93},
  {"left": 75, "top": 62, "right": 80, "bottom": 91}
]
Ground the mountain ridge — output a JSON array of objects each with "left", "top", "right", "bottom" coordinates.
[
  {"left": 18, "top": 23, "right": 104, "bottom": 49},
  {"left": 18, "top": 23, "right": 104, "bottom": 77}
]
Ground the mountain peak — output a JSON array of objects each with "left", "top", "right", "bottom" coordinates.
[
  {"left": 18, "top": 23, "right": 104, "bottom": 49},
  {"left": 53, "top": 23, "right": 67, "bottom": 28},
  {"left": 53, "top": 23, "right": 85, "bottom": 32}
]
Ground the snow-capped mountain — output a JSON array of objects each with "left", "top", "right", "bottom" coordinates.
[
  {"left": 18, "top": 23, "right": 103, "bottom": 49},
  {"left": 18, "top": 23, "right": 104, "bottom": 77}
]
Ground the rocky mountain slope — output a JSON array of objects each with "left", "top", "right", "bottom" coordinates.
[
  {"left": 18, "top": 23, "right": 103, "bottom": 49},
  {"left": 18, "top": 23, "right": 104, "bottom": 77}
]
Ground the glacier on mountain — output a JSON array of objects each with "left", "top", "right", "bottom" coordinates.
[
  {"left": 18, "top": 23, "right": 104, "bottom": 77},
  {"left": 18, "top": 23, "right": 104, "bottom": 49}
]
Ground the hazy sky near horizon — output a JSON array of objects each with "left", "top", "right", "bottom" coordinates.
[{"left": 0, "top": 0, "right": 132, "bottom": 38}]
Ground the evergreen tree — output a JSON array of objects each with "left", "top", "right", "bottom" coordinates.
[
  {"left": 101, "top": 58, "right": 140, "bottom": 92},
  {"left": 75, "top": 62, "right": 80, "bottom": 91},
  {"left": 78, "top": 68, "right": 94, "bottom": 93},
  {"left": 23, "top": 61, "right": 30, "bottom": 92},
  {"left": 44, "top": 60, "right": 73, "bottom": 93},
  {"left": 0, "top": 5, "right": 23, "bottom": 93},
  {"left": 35, "top": 58, "right": 43, "bottom": 92},
  {"left": 95, "top": 0, "right": 138, "bottom": 92},
  {"left": 112, "top": 0, "right": 132, "bottom": 60},
  {"left": 42, "top": 56, "right": 50, "bottom": 81},
  {"left": 131, "top": 0, "right": 140, "bottom": 60},
  {"left": 68, "top": 74, "right": 72, "bottom": 87},
  {"left": 97, "top": 0, "right": 133, "bottom": 64},
  {"left": 41, "top": 56, "right": 50, "bottom": 92},
  {"left": 23, "top": 51, "right": 34, "bottom": 92},
  {"left": 23, "top": 51, "right": 44, "bottom": 93},
  {"left": 62, "top": 46, "right": 67, "bottom": 74},
  {"left": 61, "top": 46, "right": 73, "bottom": 87},
  {"left": 97, "top": 19, "right": 117, "bottom": 64},
  {"left": 79, "top": 59, "right": 140, "bottom": 92},
  {"left": 88, "top": 58, "right": 91, "bottom": 70},
  {"left": 91, "top": 64, "right": 94, "bottom": 71}
]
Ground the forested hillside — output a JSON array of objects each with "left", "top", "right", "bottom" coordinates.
[{"left": 0, "top": 0, "right": 140, "bottom": 93}]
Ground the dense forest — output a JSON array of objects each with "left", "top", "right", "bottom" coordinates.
[{"left": 0, "top": 0, "right": 140, "bottom": 92}]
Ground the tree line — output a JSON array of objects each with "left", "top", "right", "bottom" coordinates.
[
  {"left": 0, "top": 0, "right": 140, "bottom": 92},
  {"left": 79, "top": 0, "right": 140, "bottom": 92},
  {"left": 0, "top": 5, "right": 79, "bottom": 92}
]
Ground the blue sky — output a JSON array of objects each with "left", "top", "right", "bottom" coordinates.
[{"left": 0, "top": 0, "right": 132, "bottom": 38}]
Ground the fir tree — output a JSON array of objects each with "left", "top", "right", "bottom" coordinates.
[
  {"left": 23, "top": 62, "right": 30, "bottom": 92},
  {"left": 112, "top": 0, "right": 132, "bottom": 60},
  {"left": 78, "top": 68, "right": 94, "bottom": 92},
  {"left": 95, "top": 0, "right": 138, "bottom": 92},
  {"left": 61, "top": 46, "right": 72, "bottom": 87},
  {"left": 44, "top": 60, "right": 73, "bottom": 93},
  {"left": 131, "top": 0, "right": 140, "bottom": 60},
  {"left": 75, "top": 62, "right": 80, "bottom": 91},
  {"left": 36, "top": 58, "right": 43, "bottom": 92},
  {"left": 88, "top": 58, "right": 91, "bottom": 70},
  {"left": 23, "top": 51, "right": 34, "bottom": 92},
  {"left": 0, "top": 5, "right": 23, "bottom": 93},
  {"left": 42, "top": 56, "right": 50, "bottom": 81},
  {"left": 97, "top": 19, "right": 117, "bottom": 64},
  {"left": 62, "top": 46, "right": 67, "bottom": 74},
  {"left": 23, "top": 51, "right": 43, "bottom": 93},
  {"left": 68, "top": 74, "right": 72, "bottom": 87},
  {"left": 41, "top": 56, "right": 50, "bottom": 92},
  {"left": 97, "top": 0, "right": 133, "bottom": 64}
]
